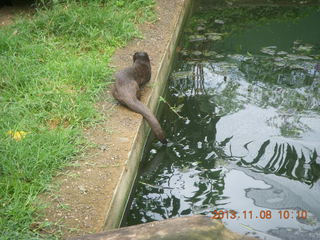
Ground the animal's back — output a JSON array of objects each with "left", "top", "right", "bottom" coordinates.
[{"left": 113, "top": 67, "right": 139, "bottom": 103}]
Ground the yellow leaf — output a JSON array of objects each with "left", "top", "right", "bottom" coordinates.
[{"left": 6, "top": 130, "right": 28, "bottom": 141}]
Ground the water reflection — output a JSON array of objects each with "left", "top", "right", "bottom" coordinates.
[
  {"left": 126, "top": 1, "right": 320, "bottom": 239},
  {"left": 240, "top": 141, "right": 320, "bottom": 185}
]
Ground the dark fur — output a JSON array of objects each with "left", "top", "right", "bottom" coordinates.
[{"left": 112, "top": 52, "right": 166, "bottom": 143}]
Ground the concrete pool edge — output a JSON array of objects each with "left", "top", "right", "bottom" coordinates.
[{"left": 103, "top": 0, "right": 193, "bottom": 230}]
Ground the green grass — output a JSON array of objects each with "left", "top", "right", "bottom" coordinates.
[{"left": 0, "top": 0, "right": 155, "bottom": 239}]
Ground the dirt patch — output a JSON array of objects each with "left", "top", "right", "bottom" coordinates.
[
  {"left": 39, "top": 0, "right": 186, "bottom": 238},
  {"left": 0, "top": 0, "right": 34, "bottom": 26}
]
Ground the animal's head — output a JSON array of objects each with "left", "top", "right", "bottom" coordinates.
[{"left": 133, "top": 52, "right": 150, "bottom": 63}]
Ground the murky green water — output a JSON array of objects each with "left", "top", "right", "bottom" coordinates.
[{"left": 125, "top": 1, "right": 320, "bottom": 239}]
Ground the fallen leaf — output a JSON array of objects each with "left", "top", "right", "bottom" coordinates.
[{"left": 7, "top": 130, "right": 28, "bottom": 141}]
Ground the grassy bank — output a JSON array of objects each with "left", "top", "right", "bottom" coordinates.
[{"left": 0, "top": 0, "right": 155, "bottom": 239}]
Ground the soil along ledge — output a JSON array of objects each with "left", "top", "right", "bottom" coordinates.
[{"left": 42, "top": 0, "right": 190, "bottom": 238}]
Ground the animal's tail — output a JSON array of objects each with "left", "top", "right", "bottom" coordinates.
[{"left": 125, "top": 98, "right": 166, "bottom": 143}]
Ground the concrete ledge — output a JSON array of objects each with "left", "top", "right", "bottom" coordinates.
[
  {"left": 71, "top": 216, "right": 255, "bottom": 240},
  {"left": 103, "top": 0, "right": 193, "bottom": 230}
]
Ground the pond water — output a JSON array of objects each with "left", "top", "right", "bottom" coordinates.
[{"left": 124, "top": 1, "right": 320, "bottom": 239}]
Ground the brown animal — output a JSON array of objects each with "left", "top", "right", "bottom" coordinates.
[{"left": 112, "top": 52, "right": 166, "bottom": 143}]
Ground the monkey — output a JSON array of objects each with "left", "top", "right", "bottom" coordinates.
[{"left": 112, "top": 52, "right": 167, "bottom": 144}]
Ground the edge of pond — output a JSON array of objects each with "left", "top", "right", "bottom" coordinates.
[{"left": 103, "top": 0, "right": 193, "bottom": 230}]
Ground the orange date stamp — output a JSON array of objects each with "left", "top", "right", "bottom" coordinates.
[{"left": 211, "top": 210, "right": 308, "bottom": 220}]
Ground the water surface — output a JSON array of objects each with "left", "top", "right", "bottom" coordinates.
[{"left": 126, "top": 1, "right": 320, "bottom": 239}]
